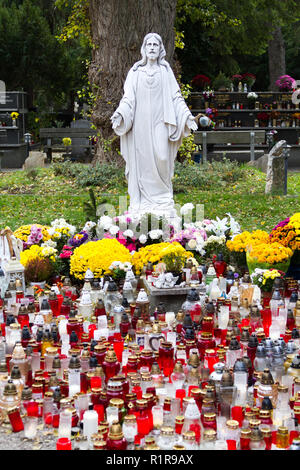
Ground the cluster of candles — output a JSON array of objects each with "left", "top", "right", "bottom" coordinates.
[{"left": 0, "top": 264, "right": 299, "bottom": 451}]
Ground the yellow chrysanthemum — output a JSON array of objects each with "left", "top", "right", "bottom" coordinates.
[
  {"left": 227, "top": 230, "right": 269, "bottom": 253},
  {"left": 14, "top": 224, "right": 51, "bottom": 243},
  {"left": 70, "top": 239, "right": 132, "bottom": 280},
  {"left": 132, "top": 242, "right": 193, "bottom": 275}
]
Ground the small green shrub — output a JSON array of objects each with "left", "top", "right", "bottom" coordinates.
[
  {"left": 173, "top": 157, "right": 245, "bottom": 192},
  {"left": 75, "top": 162, "right": 125, "bottom": 188},
  {"left": 51, "top": 160, "right": 86, "bottom": 178}
]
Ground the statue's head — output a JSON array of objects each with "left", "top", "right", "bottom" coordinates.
[{"left": 133, "top": 32, "right": 169, "bottom": 70}]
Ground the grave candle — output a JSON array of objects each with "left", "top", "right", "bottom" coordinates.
[{"left": 83, "top": 409, "right": 98, "bottom": 441}]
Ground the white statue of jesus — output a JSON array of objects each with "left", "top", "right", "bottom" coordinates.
[{"left": 111, "top": 33, "right": 198, "bottom": 218}]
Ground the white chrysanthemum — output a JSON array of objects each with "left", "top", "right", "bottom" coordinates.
[
  {"left": 123, "top": 229, "right": 134, "bottom": 239},
  {"left": 109, "top": 225, "right": 120, "bottom": 235},
  {"left": 110, "top": 261, "right": 124, "bottom": 270},
  {"left": 180, "top": 203, "right": 194, "bottom": 215},
  {"left": 99, "top": 215, "right": 113, "bottom": 230},
  {"left": 41, "top": 240, "right": 57, "bottom": 249},
  {"left": 187, "top": 238, "right": 197, "bottom": 250},
  {"left": 83, "top": 221, "right": 96, "bottom": 232},
  {"left": 149, "top": 229, "right": 163, "bottom": 240},
  {"left": 139, "top": 234, "right": 147, "bottom": 244}
]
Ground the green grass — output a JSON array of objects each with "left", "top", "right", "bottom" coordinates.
[{"left": 0, "top": 164, "right": 299, "bottom": 232}]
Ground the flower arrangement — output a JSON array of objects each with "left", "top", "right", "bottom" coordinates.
[
  {"left": 275, "top": 75, "right": 296, "bottom": 92},
  {"left": 97, "top": 211, "right": 174, "bottom": 251},
  {"left": 70, "top": 238, "right": 132, "bottom": 280},
  {"left": 247, "top": 92, "right": 258, "bottom": 100},
  {"left": 20, "top": 244, "right": 57, "bottom": 283},
  {"left": 227, "top": 230, "right": 270, "bottom": 253},
  {"left": 269, "top": 213, "right": 300, "bottom": 251},
  {"left": 14, "top": 224, "right": 51, "bottom": 245},
  {"left": 132, "top": 242, "right": 192, "bottom": 275},
  {"left": 231, "top": 74, "right": 243, "bottom": 86},
  {"left": 257, "top": 112, "right": 270, "bottom": 122},
  {"left": 68, "top": 231, "right": 89, "bottom": 248},
  {"left": 62, "top": 137, "right": 72, "bottom": 147},
  {"left": 203, "top": 88, "right": 214, "bottom": 100},
  {"left": 241, "top": 73, "right": 256, "bottom": 87},
  {"left": 191, "top": 74, "right": 211, "bottom": 91},
  {"left": 11, "top": 112, "right": 19, "bottom": 120},
  {"left": 246, "top": 242, "right": 293, "bottom": 274},
  {"left": 250, "top": 268, "right": 284, "bottom": 292},
  {"left": 109, "top": 261, "right": 133, "bottom": 282}
]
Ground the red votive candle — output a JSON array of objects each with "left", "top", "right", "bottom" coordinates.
[{"left": 56, "top": 437, "right": 72, "bottom": 450}]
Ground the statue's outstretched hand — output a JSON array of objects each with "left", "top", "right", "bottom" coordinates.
[
  {"left": 187, "top": 115, "right": 198, "bottom": 131},
  {"left": 111, "top": 111, "right": 122, "bottom": 129}
]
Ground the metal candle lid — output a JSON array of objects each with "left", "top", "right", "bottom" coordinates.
[{"left": 108, "top": 422, "right": 124, "bottom": 440}]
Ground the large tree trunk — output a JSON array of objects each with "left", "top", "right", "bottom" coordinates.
[
  {"left": 268, "top": 27, "right": 286, "bottom": 91},
  {"left": 88, "top": 0, "right": 177, "bottom": 164}
]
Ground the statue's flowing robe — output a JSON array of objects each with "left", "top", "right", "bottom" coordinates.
[{"left": 114, "top": 64, "right": 192, "bottom": 214}]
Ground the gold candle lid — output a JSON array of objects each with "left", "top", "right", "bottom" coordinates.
[
  {"left": 240, "top": 428, "right": 251, "bottom": 437},
  {"left": 173, "top": 445, "right": 185, "bottom": 450},
  {"left": 160, "top": 426, "right": 174, "bottom": 436},
  {"left": 104, "top": 346, "right": 118, "bottom": 363},
  {"left": 260, "top": 427, "right": 271, "bottom": 437},
  {"left": 175, "top": 415, "right": 184, "bottom": 424},
  {"left": 108, "top": 422, "right": 124, "bottom": 440},
  {"left": 109, "top": 398, "right": 124, "bottom": 409},
  {"left": 203, "top": 429, "right": 217, "bottom": 441},
  {"left": 182, "top": 431, "right": 196, "bottom": 441},
  {"left": 277, "top": 426, "right": 288, "bottom": 435},
  {"left": 226, "top": 419, "right": 239, "bottom": 430}
]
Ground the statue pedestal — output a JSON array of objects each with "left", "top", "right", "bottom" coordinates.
[{"left": 142, "top": 277, "right": 203, "bottom": 312}]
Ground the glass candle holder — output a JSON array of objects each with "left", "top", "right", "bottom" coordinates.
[
  {"left": 26, "top": 401, "right": 39, "bottom": 417},
  {"left": 58, "top": 409, "right": 72, "bottom": 439},
  {"left": 83, "top": 410, "right": 98, "bottom": 441},
  {"left": 218, "top": 306, "right": 229, "bottom": 330},
  {"left": 7, "top": 407, "right": 24, "bottom": 432},
  {"left": 56, "top": 437, "right": 72, "bottom": 450},
  {"left": 122, "top": 415, "right": 138, "bottom": 445},
  {"left": 24, "top": 415, "right": 38, "bottom": 439},
  {"left": 106, "top": 406, "right": 119, "bottom": 426},
  {"left": 152, "top": 404, "right": 164, "bottom": 430}
]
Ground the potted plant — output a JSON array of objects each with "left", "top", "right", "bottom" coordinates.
[
  {"left": 212, "top": 72, "right": 232, "bottom": 91},
  {"left": 257, "top": 112, "right": 270, "bottom": 127},
  {"left": 247, "top": 92, "right": 258, "bottom": 109},
  {"left": 62, "top": 137, "right": 72, "bottom": 158},
  {"left": 275, "top": 75, "right": 296, "bottom": 92},
  {"left": 24, "top": 257, "right": 55, "bottom": 286},
  {"left": 242, "top": 73, "right": 256, "bottom": 91},
  {"left": 191, "top": 74, "right": 211, "bottom": 92}
]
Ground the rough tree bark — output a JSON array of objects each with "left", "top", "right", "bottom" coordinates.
[
  {"left": 88, "top": 0, "right": 177, "bottom": 164},
  {"left": 268, "top": 27, "right": 286, "bottom": 91}
]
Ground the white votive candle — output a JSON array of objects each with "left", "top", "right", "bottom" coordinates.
[{"left": 83, "top": 410, "right": 98, "bottom": 440}]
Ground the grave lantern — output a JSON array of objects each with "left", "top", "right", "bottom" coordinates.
[{"left": 3, "top": 257, "right": 25, "bottom": 293}]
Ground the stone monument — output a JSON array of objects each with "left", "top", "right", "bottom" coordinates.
[
  {"left": 111, "top": 33, "right": 198, "bottom": 220},
  {"left": 265, "top": 140, "right": 288, "bottom": 195}
]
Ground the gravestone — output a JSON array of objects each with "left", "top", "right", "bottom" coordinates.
[
  {"left": 247, "top": 153, "right": 269, "bottom": 173},
  {"left": 22, "top": 151, "right": 47, "bottom": 170},
  {"left": 70, "top": 119, "right": 93, "bottom": 160},
  {"left": 265, "top": 140, "right": 287, "bottom": 195}
]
